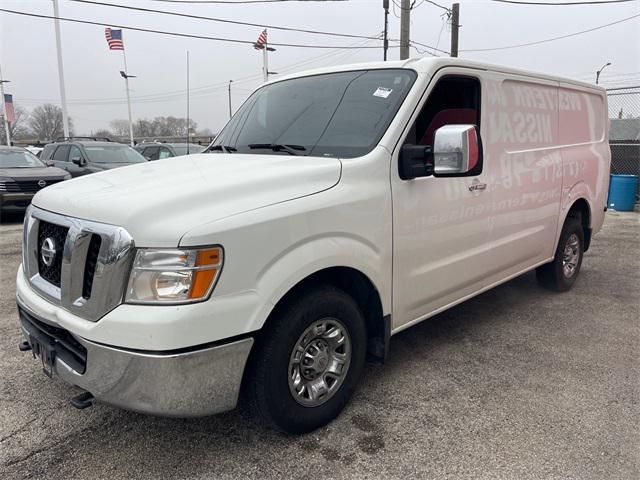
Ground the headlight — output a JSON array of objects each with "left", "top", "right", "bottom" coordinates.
[{"left": 125, "top": 246, "right": 223, "bottom": 304}]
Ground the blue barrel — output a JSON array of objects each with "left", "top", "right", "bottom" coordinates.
[{"left": 608, "top": 174, "right": 638, "bottom": 212}]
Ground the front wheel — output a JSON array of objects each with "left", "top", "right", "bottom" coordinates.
[
  {"left": 245, "top": 286, "right": 367, "bottom": 433},
  {"left": 536, "top": 216, "right": 584, "bottom": 292}
]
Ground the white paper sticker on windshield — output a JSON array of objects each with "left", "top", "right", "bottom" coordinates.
[{"left": 373, "top": 87, "right": 393, "bottom": 98}]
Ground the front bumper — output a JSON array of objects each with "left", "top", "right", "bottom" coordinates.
[
  {"left": 0, "top": 192, "right": 34, "bottom": 209},
  {"left": 18, "top": 302, "right": 254, "bottom": 417}
]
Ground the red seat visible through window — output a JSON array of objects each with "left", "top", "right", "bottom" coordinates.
[{"left": 419, "top": 108, "right": 478, "bottom": 146}]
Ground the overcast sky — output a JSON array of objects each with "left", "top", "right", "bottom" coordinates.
[{"left": 1, "top": 0, "right": 638, "bottom": 134}]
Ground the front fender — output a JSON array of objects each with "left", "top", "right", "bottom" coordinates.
[{"left": 248, "top": 233, "right": 390, "bottom": 334}]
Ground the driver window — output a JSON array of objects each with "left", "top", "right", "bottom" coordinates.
[{"left": 405, "top": 76, "right": 481, "bottom": 149}]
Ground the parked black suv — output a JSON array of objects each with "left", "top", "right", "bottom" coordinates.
[
  {"left": 41, "top": 137, "right": 146, "bottom": 177},
  {"left": 0, "top": 146, "right": 69, "bottom": 212},
  {"left": 134, "top": 142, "right": 206, "bottom": 160}
]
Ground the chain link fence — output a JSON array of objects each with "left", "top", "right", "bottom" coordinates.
[{"left": 607, "top": 86, "right": 640, "bottom": 203}]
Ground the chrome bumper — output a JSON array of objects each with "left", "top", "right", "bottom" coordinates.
[{"left": 18, "top": 302, "right": 254, "bottom": 417}]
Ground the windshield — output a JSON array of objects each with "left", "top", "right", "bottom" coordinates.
[
  {"left": 0, "top": 149, "right": 46, "bottom": 168},
  {"left": 84, "top": 145, "right": 147, "bottom": 164},
  {"left": 173, "top": 145, "right": 206, "bottom": 156},
  {"left": 211, "top": 69, "right": 416, "bottom": 158}
]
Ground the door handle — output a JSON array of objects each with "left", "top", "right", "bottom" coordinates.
[{"left": 468, "top": 182, "right": 487, "bottom": 192}]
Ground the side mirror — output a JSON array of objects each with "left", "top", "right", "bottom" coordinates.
[
  {"left": 399, "top": 144, "right": 433, "bottom": 180},
  {"left": 433, "top": 124, "right": 480, "bottom": 176},
  {"left": 71, "top": 156, "right": 86, "bottom": 167},
  {"left": 45, "top": 160, "right": 54, "bottom": 167}
]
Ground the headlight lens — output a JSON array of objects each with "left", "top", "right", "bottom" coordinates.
[{"left": 125, "top": 246, "right": 223, "bottom": 304}]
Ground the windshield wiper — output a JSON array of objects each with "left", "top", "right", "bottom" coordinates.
[
  {"left": 247, "top": 143, "right": 306, "bottom": 156},
  {"left": 207, "top": 145, "right": 237, "bottom": 153}
]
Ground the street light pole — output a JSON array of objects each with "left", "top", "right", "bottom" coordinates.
[
  {"left": 0, "top": 64, "right": 11, "bottom": 146},
  {"left": 596, "top": 62, "right": 611, "bottom": 85}
]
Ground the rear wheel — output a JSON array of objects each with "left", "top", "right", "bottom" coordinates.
[
  {"left": 536, "top": 216, "right": 584, "bottom": 292},
  {"left": 245, "top": 285, "right": 366, "bottom": 433}
]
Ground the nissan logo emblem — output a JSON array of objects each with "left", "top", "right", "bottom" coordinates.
[
  {"left": 38, "top": 179, "right": 47, "bottom": 188},
  {"left": 41, "top": 237, "right": 57, "bottom": 267}
]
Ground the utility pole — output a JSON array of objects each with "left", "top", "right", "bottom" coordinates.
[
  {"left": 228, "top": 80, "right": 233, "bottom": 119},
  {"left": 383, "top": 0, "right": 389, "bottom": 61},
  {"left": 52, "top": 0, "right": 70, "bottom": 138},
  {"left": 450, "top": 3, "right": 460, "bottom": 58},
  {"left": 399, "top": 0, "right": 411, "bottom": 60},
  {"left": 0, "top": 64, "right": 11, "bottom": 146}
]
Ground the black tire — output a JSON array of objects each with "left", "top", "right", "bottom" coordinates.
[
  {"left": 245, "top": 285, "right": 367, "bottom": 434},
  {"left": 536, "top": 216, "right": 584, "bottom": 292}
]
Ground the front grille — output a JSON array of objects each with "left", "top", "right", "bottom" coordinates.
[
  {"left": 0, "top": 179, "right": 62, "bottom": 193},
  {"left": 37, "top": 221, "right": 69, "bottom": 287},
  {"left": 24, "top": 206, "right": 135, "bottom": 322},
  {"left": 82, "top": 234, "right": 102, "bottom": 299},
  {"left": 19, "top": 306, "right": 87, "bottom": 374}
]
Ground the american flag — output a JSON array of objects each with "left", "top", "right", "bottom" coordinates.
[
  {"left": 105, "top": 28, "right": 124, "bottom": 51},
  {"left": 3, "top": 94, "right": 15, "bottom": 124},
  {"left": 253, "top": 29, "right": 267, "bottom": 50}
]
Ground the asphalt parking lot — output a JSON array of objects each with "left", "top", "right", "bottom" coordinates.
[{"left": 0, "top": 210, "right": 638, "bottom": 479}]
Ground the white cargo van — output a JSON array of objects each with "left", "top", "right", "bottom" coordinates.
[{"left": 16, "top": 58, "right": 610, "bottom": 433}]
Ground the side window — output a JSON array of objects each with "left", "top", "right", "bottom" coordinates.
[
  {"left": 158, "top": 147, "right": 172, "bottom": 159},
  {"left": 143, "top": 146, "right": 160, "bottom": 160},
  {"left": 41, "top": 145, "right": 56, "bottom": 160},
  {"left": 406, "top": 76, "right": 481, "bottom": 148},
  {"left": 69, "top": 146, "right": 83, "bottom": 162},
  {"left": 404, "top": 75, "right": 482, "bottom": 176},
  {"left": 52, "top": 145, "right": 71, "bottom": 162}
]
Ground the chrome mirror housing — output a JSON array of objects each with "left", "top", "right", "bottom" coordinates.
[{"left": 433, "top": 124, "right": 480, "bottom": 175}]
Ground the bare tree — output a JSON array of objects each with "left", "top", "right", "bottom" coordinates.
[
  {"left": 28, "top": 104, "right": 72, "bottom": 141},
  {"left": 110, "top": 116, "right": 198, "bottom": 139},
  {"left": 92, "top": 129, "right": 114, "bottom": 140},
  {"left": 0, "top": 105, "right": 32, "bottom": 144}
]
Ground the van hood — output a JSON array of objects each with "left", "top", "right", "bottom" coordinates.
[{"left": 32, "top": 153, "right": 342, "bottom": 246}]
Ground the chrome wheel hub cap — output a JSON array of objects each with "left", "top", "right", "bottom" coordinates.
[
  {"left": 562, "top": 233, "right": 580, "bottom": 278},
  {"left": 288, "top": 318, "right": 351, "bottom": 407}
]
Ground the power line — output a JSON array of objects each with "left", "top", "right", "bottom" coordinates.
[
  {"left": 68, "top": 0, "right": 382, "bottom": 41},
  {"left": 491, "top": 0, "right": 635, "bottom": 5},
  {"left": 424, "top": 0, "right": 451, "bottom": 11},
  {"left": 147, "top": 0, "right": 347, "bottom": 4},
  {"left": 0, "top": 8, "right": 384, "bottom": 49},
  {"left": 461, "top": 13, "right": 640, "bottom": 52},
  {"left": 409, "top": 39, "right": 450, "bottom": 54}
]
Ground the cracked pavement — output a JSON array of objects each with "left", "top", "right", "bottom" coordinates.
[{"left": 1, "top": 210, "right": 638, "bottom": 479}]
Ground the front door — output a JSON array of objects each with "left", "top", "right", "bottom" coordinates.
[{"left": 391, "top": 70, "right": 492, "bottom": 331}]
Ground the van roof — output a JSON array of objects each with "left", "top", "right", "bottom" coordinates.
[{"left": 270, "top": 57, "right": 605, "bottom": 93}]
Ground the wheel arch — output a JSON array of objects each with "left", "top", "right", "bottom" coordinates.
[
  {"left": 566, "top": 197, "right": 592, "bottom": 251},
  {"left": 257, "top": 266, "right": 390, "bottom": 362}
]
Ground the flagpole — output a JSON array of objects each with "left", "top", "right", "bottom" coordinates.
[
  {"left": 263, "top": 29, "right": 268, "bottom": 83},
  {"left": 0, "top": 63, "right": 11, "bottom": 146},
  {"left": 52, "top": 0, "right": 70, "bottom": 139},
  {"left": 121, "top": 45, "right": 134, "bottom": 147},
  {"left": 186, "top": 50, "right": 190, "bottom": 153}
]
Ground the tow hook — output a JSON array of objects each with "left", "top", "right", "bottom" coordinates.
[
  {"left": 18, "top": 340, "right": 32, "bottom": 352},
  {"left": 70, "top": 391, "right": 94, "bottom": 410}
]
